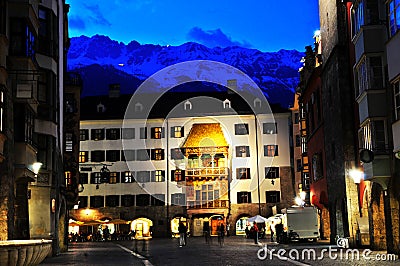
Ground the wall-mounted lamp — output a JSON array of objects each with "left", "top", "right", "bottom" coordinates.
[{"left": 32, "top": 162, "right": 43, "bottom": 176}]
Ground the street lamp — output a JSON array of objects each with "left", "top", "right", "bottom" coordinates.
[
  {"left": 349, "top": 168, "right": 363, "bottom": 216},
  {"left": 32, "top": 162, "right": 42, "bottom": 176}
]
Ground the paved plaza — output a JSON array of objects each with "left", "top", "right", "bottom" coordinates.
[{"left": 41, "top": 236, "right": 398, "bottom": 266}]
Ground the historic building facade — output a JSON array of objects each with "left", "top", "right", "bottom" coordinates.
[
  {"left": 0, "top": 0, "right": 77, "bottom": 255},
  {"left": 70, "top": 88, "right": 296, "bottom": 237}
]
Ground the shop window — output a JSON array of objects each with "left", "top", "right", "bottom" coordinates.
[
  {"left": 234, "top": 123, "right": 249, "bottom": 135},
  {"left": 237, "top": 192, "right": 251, "bottom": 203},
  {"left": 236, "top": 168, "right": 250, "bottom": 179}
]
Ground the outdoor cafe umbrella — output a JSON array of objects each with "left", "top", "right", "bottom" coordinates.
[{"left": 247, "top": 215, "right": 268, "bottom": 224}]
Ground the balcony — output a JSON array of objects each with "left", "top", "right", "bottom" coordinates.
[
  {"left": 353, "top": 25, "right": 387, "bottom": 63},
  {"left": 187, "top": 199, "right": 229, "bottom": 209},
  {"left": 185, "top": 167, "right": 228, "bottom": 179},
  {"left": 386, "top": 31, "right": 400, "bottom": 82}
]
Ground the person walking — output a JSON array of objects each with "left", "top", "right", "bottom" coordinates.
[
  {"left": 203, "top": 221, "right": 211, "bottom": 244},
  {"left": 253, "top": 222, "right": 259, "bottom": 244},
  {"left": 270, "top": 222, "right": 275, "bottom": 242},
  {"left": 275, "top": 221, "right": 284, "bottom": 243},
  {"left": 218, "top": 223, "right": 225, "bottom": 247},
  {"left": 178, "top": 221, "right": 187, "bottom": 247}
]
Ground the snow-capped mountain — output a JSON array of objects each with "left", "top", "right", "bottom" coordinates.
[{"left": 67, "top": 34, "right": 303, "bottom": 108}]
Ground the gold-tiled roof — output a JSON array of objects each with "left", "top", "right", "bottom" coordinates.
[{"left": 183, "top": 123, "right": 228, "bottom": 148}]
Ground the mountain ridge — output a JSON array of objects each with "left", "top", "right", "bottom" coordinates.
[{"left": 67, "top": 34, "right": 303, "bottom": 108}]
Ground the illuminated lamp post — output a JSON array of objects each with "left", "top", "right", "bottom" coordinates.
[{"left": 349, "top": 168, "right": 363, "bottom": 216}]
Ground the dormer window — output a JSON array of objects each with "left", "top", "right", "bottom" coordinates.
[
  {"left": 97, "top": 103, "right": 105, "bottom": 113},
  {"left": 254, "top": 98, "right": 261, "bottom": 108},
  {"left": 223, "top": 99, "right": 231, "bottom": 109},
  {"left": 184, "top": 100, "right": 192, "bottom": 110},
  {"left": 135, "top": 102, "right": 143, "bottom": 112}
]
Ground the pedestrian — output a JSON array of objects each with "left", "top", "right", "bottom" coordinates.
[
  {"left": 203, "top": 221, "right": 211, "bottom": 243},
  {"left": 270, "top": 222, "right": 275, "bottom": 242},
  {"left": 103, "top": 225, "right": 110, "bottom": 241},
  {"left": 253, "top": 222, "right": 259, "bottom": 244},
  {"left": 178, "top": 221, "right": 187, "bottom": 247},
  {"left": 275, "top": 221, "right": 284, "bottom": 243}
]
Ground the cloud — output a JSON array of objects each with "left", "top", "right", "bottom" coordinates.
[
  {"left": 83, "top": 3, "right": 112, "bottom": 26},
  {"left": 187, "top": 27, "right": 252, "bottom": 49},
  {"left": 69, "top": 16, "right": 86, "bottom": 30}
]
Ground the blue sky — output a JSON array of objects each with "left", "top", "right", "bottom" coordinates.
[{"left": 66, "top": 0, "right": 320, "bottom": 52}]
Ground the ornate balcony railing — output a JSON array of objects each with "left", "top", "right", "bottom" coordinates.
[
  {"left": 187, "top": 199, "right": 229, "bottom": 209},
  {"left": 186, "top": 167, "right": 228, "bottom": 177}
]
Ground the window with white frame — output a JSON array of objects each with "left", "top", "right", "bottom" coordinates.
[
  {"left": 171, "top": 126, "right": 184, "bottom": 138},
  {"left": 235, "top": 146, "right": 250, "bottom": 157},
  {"left": 234, "top": 123, "right": 249, "bottom": 135},
  {"left": 394, "top": 80, "right": 400, "bottom": 120},
  {"left": 236, "top": 168, "right": 251, "bottom": 179},
  {"left": 388, "top": 0, "right": 400, "bottom": 37},
  {"left": 151, "top": 170, "right": 165, "bottom": 182},
  {"left": 265, "top": 167, "right": 279, "bottom": 179}
]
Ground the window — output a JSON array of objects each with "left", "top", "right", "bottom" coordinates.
[
  {"left": 65, "top": 171, "right": 72, "bottom": 186},
  {"left": 297, "top": 159, "right": 302, "bottom": 172},
  {"left": 109, "top": 172, "right": 120, "bottom": 184},
  {"left": 296, "top": 135, "right": 301, "bottom": 147},
  {"left": 237, "top": 192, "right": 251, "bottom": 203},
  {"left": 65, "top": 133, "right": 73, "bottom": 152},
  {"left": 171, "top": 148, "right": 184, "bottom": 159},
  {"left": 15, "top": 107, "right": 35, "bottom": 146},
  {"left": 171, "top": 193, "right": 186, "bottom": 205},
  {"left": 351, "top": 0, "right": 364, "bottom": 37},
  {"left": 388, "top": 0, "right": 400, "bottom": 36},
  {"left": 355, "top": 56, "right": 384, "bottom": 96},
  {"left": 358, "top": 119, "right": 387, "bottom": 153},
  {"left": 235, "top": 146, "right": 250, "bottom": 157},
  {"left": 264, "top": 145, "right": 279, "bottom": 157},
  {"left": 151, "top": 170, "right": 165, "bottom": 182},
  {"left": 265, "top": 167, "right": 279, "bottom": 179},
  {"left": 65, "top": 94, "right": 76, "bottom": 113},
  {"left": 236, "top": 168, "right": 251, "bottom": 179},
  {"left": 234, "top": 123, "right": 249, "bottom": 135},
  {"left": 123, "top": 150, "right": 136, "bottom": 161},
  {"left": 171, "top": 126, "right": 184, "bottom": 138},
  {"left": 223, "top": 99, "right": 231, "bottom": 108},
  {"left": 106, "top": 150, "right": 120, "bottom": 162},
  {"left": 79, "top": 173, "right": 89, "bottom": 184},
  {"left": 91, "top": 150, "right": 105, "bottom": 162},
  {"left": 91, "top": 129, "right": 105, "bottom": 140},
  {"left": 122, "top": 128, "right": 135, "bottom": 139},
  {"left": 105, "top": 195, "right": 119, "bottom": 207},
  {"left": 172, "top": 170, "right": 185, "bottom": 182},
  {"left": 90, "top": 196, "right": 104, "bottom": 208},
  {"left": 80, "top": 129, "right": 89, "bottom": 141},
  {"left": 122, "top": 172, "right": 134, "bottom": 183},
  {"left": 136, "top": 171, "right": 150, "bottom": 183},
  {"left": 184, "top": 100, "right": 192, "bottom": 110},
  {"left": 0, "top": 86, "right": 4, "bottom": 132},
  {"left": 136, "top": 194, "right": 150, "bottom": 206},
  {"left": 79, "top": 151, "right": 88, "bottom": 163},
  {"left": 151, "top": 127, "right": 164, "bottom": 139},
  {"left": 140, "top": 127, "right": 147, "bottom": 139},
  {"left": 151, "top": 194, "right": 165, "bottom": 206},
  {"left": 78, "top": 196, "right": 88, "bottom": 208},
  {"left": 90, "top": 173, "right": 102, "bottom": 184},
  {"left": 263, "top": 123, "right": 277, "bottom": 134},
  {"left": 394, "top": 80, "right": 400, "bottom": 120},
  {"left": 38, "top": 7, "right": 58, "bottom": 57},
  {"left": 121, "top": 195, "right": 135, "bottom": 207},
  {"left": 10, "top": 18, "right": 36, "bottom": 58},
  {"left": 266, "top": 191, "right": 280, "bottom": 203},
  {"left": 151, "top": 149, "right": 165, "bottom": 160},
  {"left": 106, "top": 128, "right": 120, "bottom": 140},
  {"left": 137, "top": 149, "right": 150, "bottom": 161},
  {"left": 312, "top": 153, "right": 323, "bottom": 181}
]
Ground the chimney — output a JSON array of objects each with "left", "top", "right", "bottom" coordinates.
[{"left": 109, "top": 83, "right": 120, "bottom": 98}]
